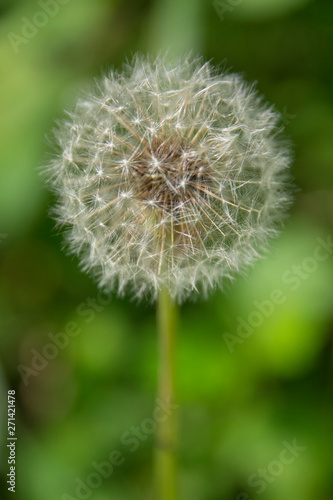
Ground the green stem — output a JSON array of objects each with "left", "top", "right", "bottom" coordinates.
[{"left": 155, "top": 287, "right": 179, "bottom": 500}]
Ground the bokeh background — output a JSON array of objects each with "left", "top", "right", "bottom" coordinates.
[{"left": 0, "top": 0, "right": 333, "bottom": 499}]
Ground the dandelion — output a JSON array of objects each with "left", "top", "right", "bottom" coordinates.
[
  {"left": 46, "top": 55, "right": 291, "bottom": 304},
  {"left": 44, "top": 54, "right": 292, "bottom": 500}
]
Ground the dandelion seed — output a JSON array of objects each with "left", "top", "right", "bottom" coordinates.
[{"left": 45, "top": 55, "right": 292, "bottom": 302}]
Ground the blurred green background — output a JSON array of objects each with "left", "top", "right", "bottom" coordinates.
[{"left": 0, "top": 0, "right": 333, "bottom": 499}]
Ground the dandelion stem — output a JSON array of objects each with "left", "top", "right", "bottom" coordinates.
[{"left": 155, "top": 287, "right": 178, "bottom": 500}]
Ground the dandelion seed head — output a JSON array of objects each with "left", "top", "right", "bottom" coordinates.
[{"left": 45, "top": 55, "right": 292, "bottom": 302}]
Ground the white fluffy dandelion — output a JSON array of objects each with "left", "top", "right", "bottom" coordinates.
[{"left": 46, "top": 55, "right": 291, "bottom": 302}]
